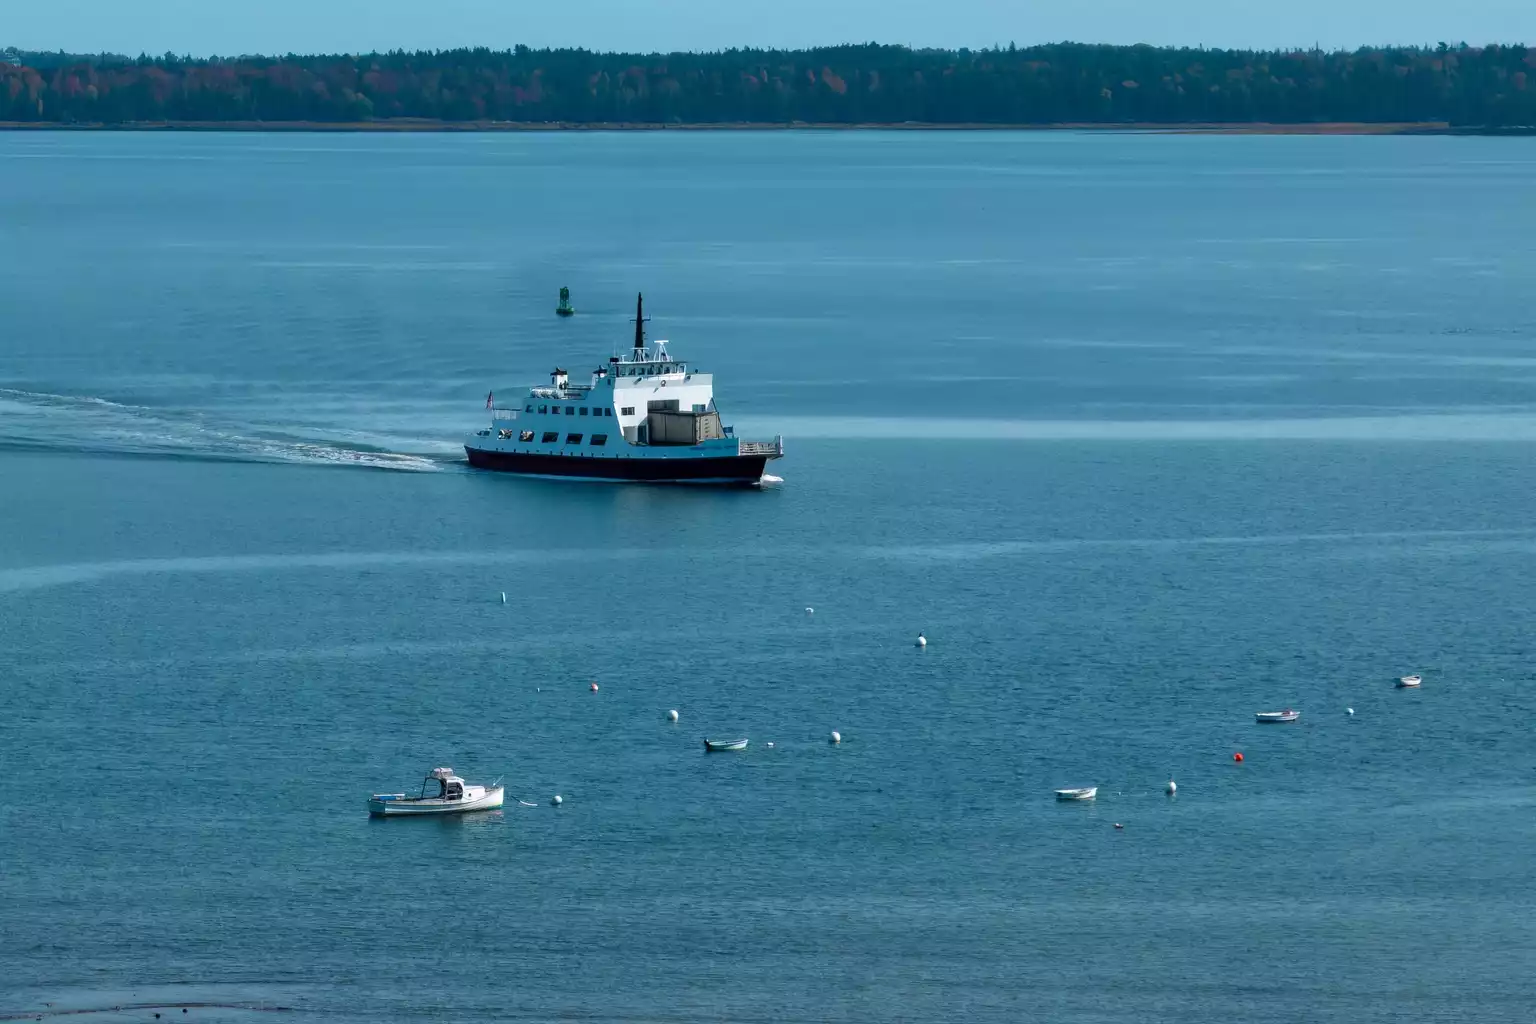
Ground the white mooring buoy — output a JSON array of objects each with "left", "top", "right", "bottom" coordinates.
[
  {"left": 830, "top": 730, "right": 842, "bottom": 745},
  {"left": 1166, "top": 780, "right": 1177, "bottom": 796},
  {"left": 915, "top": 633, "right": 927, "bottom": 648},
  {"left": 1347, "top": 707, "right": 1355, "bottom": 716},
  {"left": 500, "top": 592, "right": 507, "bottom": 604},
  {"left": 805, "top": 607, "right": 814, "bottom": 615},
  {"left": 667, "top": 709, "right": 679, "bottom": 723},
  {"left": 551, "top": 794, "right": 563, "bottom": 806}
]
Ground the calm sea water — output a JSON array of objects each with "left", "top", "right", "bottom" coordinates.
[{"left": 3, "top": 131, "right": 1536, "bottom": 1023}]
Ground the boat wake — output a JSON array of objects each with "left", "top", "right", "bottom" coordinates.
[{"left": 0, "top": 387, "right": 453, "bottom": 472}]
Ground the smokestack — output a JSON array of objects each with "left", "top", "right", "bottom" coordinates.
[{"left": 632, "top": 292, "right": 645, "bottom": 352}]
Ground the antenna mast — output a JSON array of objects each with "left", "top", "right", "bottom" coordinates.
[{"left": 631, "top": 292, "right": 649, "bottom": 353}]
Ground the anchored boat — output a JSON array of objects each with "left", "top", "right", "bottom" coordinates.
[
  {"left": 467, "top": 293, "right": 783, "bottom": 485},
  {"left": 1055, "top": 787, "right": 1097, "bottom": 801},
  {"left": 703, "top": 738, "right": 749, "bottom": 752},
  {"left": 1255, "top": 709, "right": 1301, "bottom": 723},
  {"left": 368, "top": 767, "right": 505, "bottom": 817},
  {"left": 1397, "top": 675, "right": 1422, "bottom": 688}
]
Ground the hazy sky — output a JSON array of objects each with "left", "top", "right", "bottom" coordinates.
[{"left": 5, "top": 0, "right": 1534, "bottom": 56}]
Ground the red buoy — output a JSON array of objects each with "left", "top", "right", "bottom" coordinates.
[{"left": 1233, "top": 752, "right": 1244, "bottom": 762}]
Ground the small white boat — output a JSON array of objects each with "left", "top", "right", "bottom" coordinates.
[
  {"left": 368, "top": 767, "right": 504, "bottom": 817},
  {"left": 1055, "top": 787, "right": 1097, "bottom": 801},
  {"left": 1397, "top": 675, "right": 1422, "bottom": 688},
  {"left": 1255, "top": 709, "right": 1301, "bottom": 723},
  {"left": 704, "top": 737, "right": 749, "bottom": 752}
]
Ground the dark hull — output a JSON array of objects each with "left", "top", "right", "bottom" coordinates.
[{"left": 466, "top": 446, "right": 770, "bottom": 484}]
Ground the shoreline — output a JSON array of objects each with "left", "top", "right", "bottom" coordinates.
[{"left": 1, "top": 119, "right": 1513, "bottom": 135}]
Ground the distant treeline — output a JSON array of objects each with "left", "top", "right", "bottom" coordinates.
[{"left": 2, "top": 42, "right": 1534, "bottom": 126}]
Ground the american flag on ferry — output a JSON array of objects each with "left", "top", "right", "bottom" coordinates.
[{"left": 486, "top": 391, "right": 494, "bottom": 409}]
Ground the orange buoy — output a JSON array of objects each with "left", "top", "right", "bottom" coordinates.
[{"left": 1233, "top": 752, "right": 1244, "bottom": 762}]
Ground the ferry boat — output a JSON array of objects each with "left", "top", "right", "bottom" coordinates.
[{"left": 466, "top": 294, "right": 783, "bottom": 485}]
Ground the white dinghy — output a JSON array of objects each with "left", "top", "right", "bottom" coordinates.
[
  {"left": 368, "top": 767, "right": 505, "bottom": 817},
  {"left": 1055, "top": 787, "right": 1098, "bottom": 801}
]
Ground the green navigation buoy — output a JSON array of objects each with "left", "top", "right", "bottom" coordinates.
[{"left": 556, "top": 286, "right": 575, "bottom": 317}]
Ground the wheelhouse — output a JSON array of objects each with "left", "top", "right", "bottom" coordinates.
[{"left": 424, "top": 766, "right": 465, "bottom": 801}]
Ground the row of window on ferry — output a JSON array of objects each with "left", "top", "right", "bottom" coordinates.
[
  {"left": 616, "top": 364, "right": 678, "bottom": 376},
  {"left": 499, "top": 430, "right": 610, "bottom": 446},
  {"left": 528, "top": 404, "right": 616, "bottom": 418}
]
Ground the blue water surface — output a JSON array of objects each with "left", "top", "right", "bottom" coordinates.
[{"left": 2, "top": 130, "right": 1535, "bottom": 1023}]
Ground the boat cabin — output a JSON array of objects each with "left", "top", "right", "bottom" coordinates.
[{"left": 425, "top": 766, "right": 465, "bottom": 801}]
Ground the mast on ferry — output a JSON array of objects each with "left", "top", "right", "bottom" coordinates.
[{"left": 631, "top": 292, "right": 648, "bottom": 356}]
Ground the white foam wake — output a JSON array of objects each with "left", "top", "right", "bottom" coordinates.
[{"left": 0, "top": 387, "right": 446, "bottom": 471}]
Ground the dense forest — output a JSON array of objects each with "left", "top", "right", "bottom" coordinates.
[{"left": 2, "top": 42, "right": 1534, "bottom": 127}]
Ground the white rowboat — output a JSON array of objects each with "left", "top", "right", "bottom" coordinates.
[
  {"left": 1255, "top": 709, "right": 1301, "bottom": 723},
  {"left": 704, "top": 738, "right": 749, "bottom": 752},
  {"left": 1397, "top": 675, "right": 1422, "bottom": 688},
  {"left": 1055, "top": 787, "right": 1097, "bottom": 801}
]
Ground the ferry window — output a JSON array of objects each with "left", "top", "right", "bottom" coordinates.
[
  {"left": 579, "top": 407, "right": 588, "bottom": 416},
  {"left": 566, "top": 433, "right": 582, "bottom": 444},
  {"left": 519, "top": 430, "right": 534, "bottom": 442},
  {"left": 693, "top": 404, "right": 706, "bottom": 413},
  {"left": 621, "top": 406, "right": 635, "bottom": 416},
  {"left": 590, "top": 434, "right": 607, "bottom": 446},
  {"left": 524, "top": 404, "right": 533, "bottom": 413},
  {"left": 565, "top": 407, "right": 574, "bottom": 416},
  {"left": 541, "top": 431, "right": 559, "bottom": 443},
  {"left": 538, "top": 405, "right": 547, "bottom": 414}
]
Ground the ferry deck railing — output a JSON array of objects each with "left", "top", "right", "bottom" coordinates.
[{"left": 739, "top": 436, "right": 784, "bottom": 457}]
